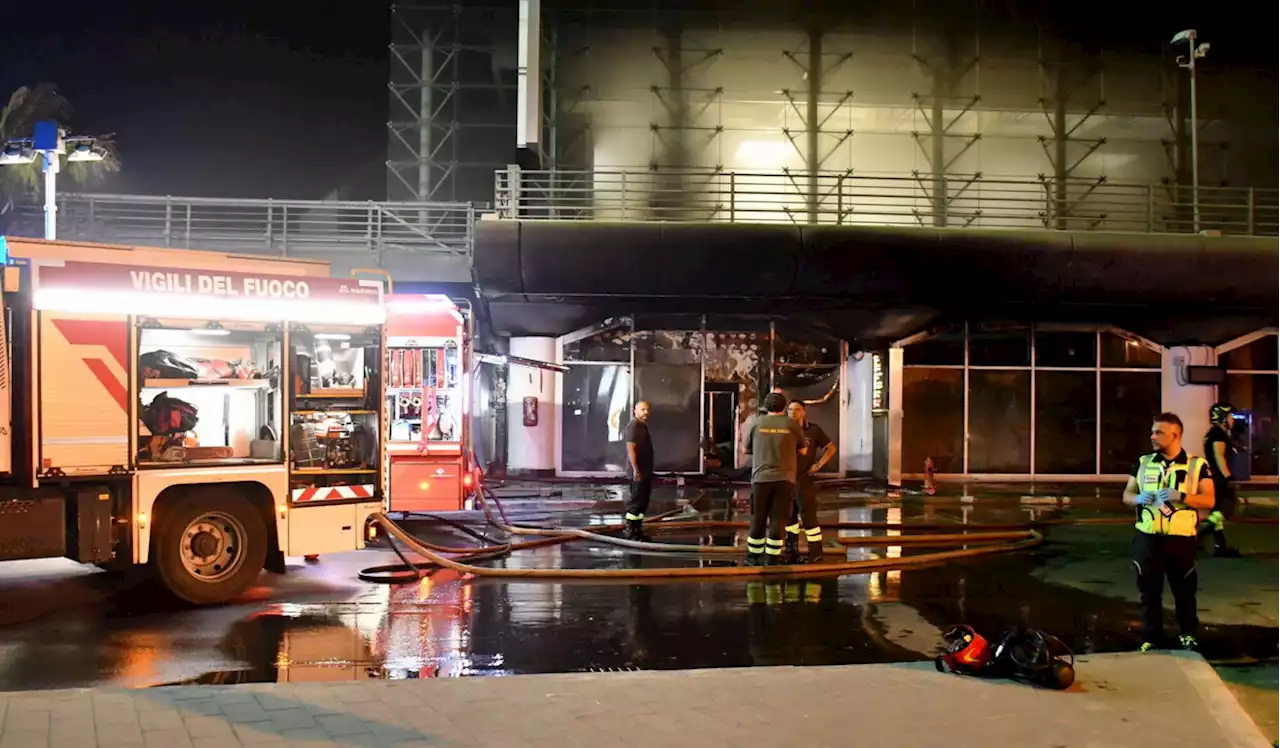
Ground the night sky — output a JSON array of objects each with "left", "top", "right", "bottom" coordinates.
[
  {"left": 0, "top": 1, "right": 391, "bottom": 200},
  {"left": 0, "top": 1, "right": 1272, "bottom": 202}
]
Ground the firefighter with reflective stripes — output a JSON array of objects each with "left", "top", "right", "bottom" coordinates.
[
  {"left": 783, "top": 400, "right": 835, "bottom": 564},
  {"left": 623, "top": 401, "right": 654, "bottom": 541},
  {"left": 1122, "top": 412, "right": 1215, "bottom": 653},
  {"left": 1199, "top": 402, "right": 1242, "bottom": 557},
  {"left": 744, "top": 392, "right": 806, "bottom": 565}
]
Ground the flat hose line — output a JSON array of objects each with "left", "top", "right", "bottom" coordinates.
[
  {"left": 358, "top": 487, "right": 1276, "bottom": 583},
  {"left": 357, "top": 487, "right": 1050, "bottom": 582}
]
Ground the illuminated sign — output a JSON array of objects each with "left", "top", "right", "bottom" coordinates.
[
  {"left": 32, "top": 260, "right": 384, "bottom": 325},
  {"left": 871, "top": 352, "right": 886, "bottom": 410}
]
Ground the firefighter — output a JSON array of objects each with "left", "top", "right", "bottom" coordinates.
[
  {"left": 744, "top": 392, "right": 806, "bottom": 566},
  {"left": 784, "top": 400, "right": 835, "bottom": 563},
  {"left": 1200, "top": 402, "right": 1242, "bottom": 557},
  {"left": 623, "top": 401, "right": 654, "bottom": 541},
  {"left": 1122, "top": 412, "right": 1215, "bottom": 652}
]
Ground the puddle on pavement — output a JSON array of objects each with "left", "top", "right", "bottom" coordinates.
[{"left": 162, "top": 494, "right": 1277, "bottom": 687}]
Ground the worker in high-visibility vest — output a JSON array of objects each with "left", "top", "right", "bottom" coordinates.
[{"left": 1122, "top": 412, "right": 1216, "bottom": 653}]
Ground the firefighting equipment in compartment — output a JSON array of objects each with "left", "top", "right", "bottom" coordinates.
[
  {"left": 140, "top": 349, "right": 200, "bottom": 379},
  {"left": 140, "top": 349, "right": 261, "bottom": 380},
  {"left": 935, "top": 625, "right": 992, "bottom": 675},
  {"left": 1134, "top": 453, "right": 1206, "bottom": 537},
  {"left": 936, "top": 625, "right": 1075, "bottom": 690},
  {"left": 139, "top": 391, "right": 200, "bottom": 461}
]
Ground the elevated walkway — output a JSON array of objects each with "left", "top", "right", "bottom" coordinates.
[{"left": 7, "top": 193, "right": 477, "bottom": 282}]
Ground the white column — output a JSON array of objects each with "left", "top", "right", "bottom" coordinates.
[
  {"left": 516, "top": 0, "right": 542, "bottom": 149},
  {"left": 843, "top": 352, "right": 875, "bottom": 474},
  {"left": 1161, "top": 346, "right": 1216, "bottom": 458},
  {"left": 507, "top": 337, "right": 557, "bottom": 472}
]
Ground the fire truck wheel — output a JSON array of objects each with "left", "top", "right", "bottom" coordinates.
[{"left": 153, "top": 489, "right": 268, "bottom": 605}]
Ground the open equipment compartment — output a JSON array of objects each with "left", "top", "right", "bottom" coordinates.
[
  {"left": 137, "top": 319, "right": 283, "bottom": 466},
  {"left": 385, "top": 294, "right": 471, "bottom": 512},
  {"left": 287, "top": 324, "right": 384, "bottom": 507}
]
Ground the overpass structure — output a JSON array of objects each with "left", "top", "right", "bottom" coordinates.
[{"left": 470, "top": 168, "right": 1279, "bottom": 485}]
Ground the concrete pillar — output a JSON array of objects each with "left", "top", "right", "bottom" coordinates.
[
  {"left": 843, "top": 352, "right": 874, "bottom": 474},
  {"left": 1161, "top": 346, "right": 1216, "bottom": 458},
  {"left": 887, "top": 347, "right": 904, "bottom": 486},
  {"left": 507, "top": 337, "right": 558, "bottom": 473}
]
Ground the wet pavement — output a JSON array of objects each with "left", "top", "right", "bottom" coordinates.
[{"left": 0, "top": 483, "right": 1273, "bottom": 699}]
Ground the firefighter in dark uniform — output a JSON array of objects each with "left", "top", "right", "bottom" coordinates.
[
  {"left": 1200, "top": 402, "right": 1242, "bottom": 557},
  {"left": 783, "top": 400, "right": 836, "bottom": 564},
  {"left": 744, "top": 392, "right": 806, "bottom": 566},
  {"left": 623, "top": 401, "right": 654, "bottom": 541},
  {"left": 1123, "top": 412, "right": 1216, "bottom": 652}
]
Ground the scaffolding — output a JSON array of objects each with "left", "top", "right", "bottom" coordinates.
[{"left": 387, "top": 3, "right": 520, "bottom": 203}]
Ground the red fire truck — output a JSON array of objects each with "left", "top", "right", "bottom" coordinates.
[{"left": 0, "top": 236, "right": 392, "bottom": 604}]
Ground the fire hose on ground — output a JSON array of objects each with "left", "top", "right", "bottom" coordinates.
[{"left": 357, "top": 486, "right": 1057, "bottom": 583}]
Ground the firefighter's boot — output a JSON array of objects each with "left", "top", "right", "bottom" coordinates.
[
  {"left": 783, "top": 531, "right": 801, "bottom": 564},
  {"left": 806, "top": 530, "right": 825, "bottom": 564}
]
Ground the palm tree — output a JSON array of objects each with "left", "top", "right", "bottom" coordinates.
[{"left": 0, "top": 83, "right": 120, "bottom": 221}]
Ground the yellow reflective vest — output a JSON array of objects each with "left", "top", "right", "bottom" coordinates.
[{"left": 1134, "top": 452, "right": 1206, "bottom": 537}]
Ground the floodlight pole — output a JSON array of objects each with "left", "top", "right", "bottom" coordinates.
[
  {"left": 2, "top": 119, "right": 106, "bottom": 240},
  {"left": 1173, "top": 30, "right": 1206, "bottom": 233},
  {"left": 1186, "top": 39, "right": 1200, "bottom": 233},
  {"left": 42, "top": 151, "right": 59, "bottom": 240}
]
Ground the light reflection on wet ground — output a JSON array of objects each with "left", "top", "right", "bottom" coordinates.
[{"left": 0, "top": 484, "right": 1272, "bottom": 694}]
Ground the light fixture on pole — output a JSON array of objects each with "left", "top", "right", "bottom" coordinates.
[
  {"left": 1171, "top": 29, "right": 1210, "bottom": 233},
  {"left": 0, "top": 119, "right": 107, "bottom": 240}
]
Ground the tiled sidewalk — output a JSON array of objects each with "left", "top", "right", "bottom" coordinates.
[{"left": 0, "top": 652, "right": 1268, "bottom": 747}]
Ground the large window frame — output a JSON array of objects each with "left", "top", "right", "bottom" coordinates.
[
  {"left": 895, "top": 323, "right": 1163, "bottom": 479},
  {"left": 552, "top": 317, "right": 847, "bottom": 478}
]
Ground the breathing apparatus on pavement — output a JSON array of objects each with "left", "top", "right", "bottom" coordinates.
[{"left": 936, "top": 625, "right": 1075, "bottom": 690}]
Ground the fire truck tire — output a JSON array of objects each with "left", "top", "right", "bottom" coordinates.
[{"left": 153, "top": 489, "right": 268, "bottom": 605}]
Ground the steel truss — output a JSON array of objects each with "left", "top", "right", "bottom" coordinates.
[{"left": 388, "top": 4, "right": 519, "bottom": 202}]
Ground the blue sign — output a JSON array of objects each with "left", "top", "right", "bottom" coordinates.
[{"left": 32, "top": 120, "right": 59, "bottom": 152}]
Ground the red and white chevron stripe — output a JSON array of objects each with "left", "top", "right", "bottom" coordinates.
[{"left": 292, "top": 484, "right": 375, "bottom": 502}]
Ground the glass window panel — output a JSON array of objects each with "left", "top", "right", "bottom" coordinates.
[
  {"left": 1034, "top": 330, "right": 1097, "bottom": 368},
  {"left": 1099, "top": 372, "right": 1162, "bottom": 473},
  {"left": 902, "top": 333, "right": 964, "bottom": 366},
  {"left": 632, "top": 330, "right": 703, "bottom": 366},
  {"left": 902, "top": 368, "right": 964, "bottom": 473},
  {"left": 1221, "top": 373, "right": 1279, "bottom": 476},
  {"left": 1034, "top": 371, "right": 1097, "bottom": 474},
  {"left": 969, "top": 325, "right": 1030, "bottom": 367},
  {"left": 1099, "top": 332, "right": 1160, "bottom": 368},
  {"left": 968, "top": 370, "right": 1031, "bottom": 473},
  {"left": 1220, "top": 335, "right": 1279, "bottom": 372},
  {"left": 633, "top": 363, "right": 702, "bottom": 472},
  {"left": 561, "top": 364, "right": 631, "bottom": 472}
]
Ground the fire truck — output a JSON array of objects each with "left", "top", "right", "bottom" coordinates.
[{"left": 0, "top": 236, "right": 403, "bottom": 604}]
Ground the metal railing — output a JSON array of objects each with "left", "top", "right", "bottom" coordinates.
[
  {"left": 494, "top": 168, "right": 1280, "bottom": 236},
  {"left": 9, "top": 193, "right": 476, "bottom": 256}
]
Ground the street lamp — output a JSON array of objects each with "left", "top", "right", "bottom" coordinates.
[
  {"left": 1171, "top": 29, "right": 1210, "bottom": 233},
  {"left": 0, "top": 119, "right": 107, "bottom": 240}
]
